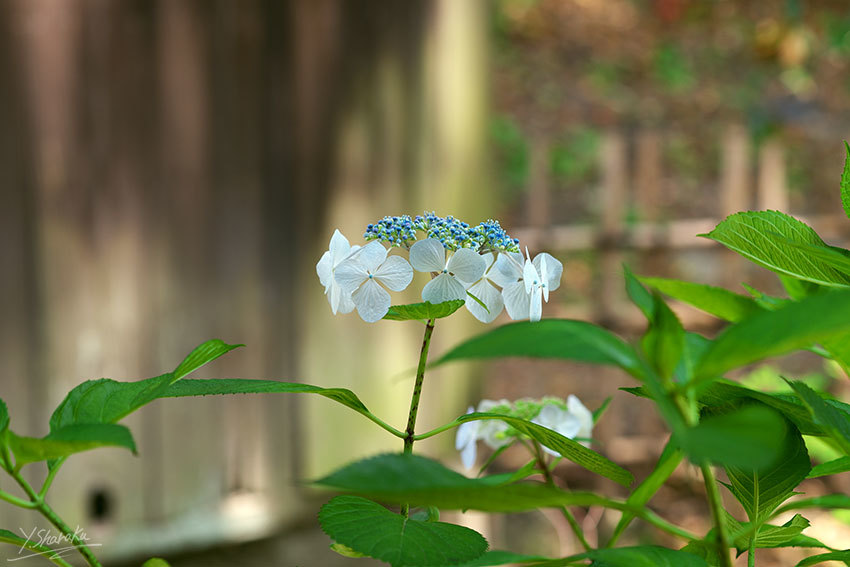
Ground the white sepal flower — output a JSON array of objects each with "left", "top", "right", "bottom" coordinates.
[
  {"left": 531, "top": 403, "right": 581, "bottom": 457},
  {"left": 465, "top": 253, "right": 506, "bottom": 323},
  {"left": 496, "top": 250, "right": 562, "bottom": 322},
  {"left": 334, "top": 241, "right": 413, "bottom": 323},
  {"left": 455, "top": 407, "right": 480, "bottom": 470},
  {"left": 409, "top": 238, "right": 486, "bottom": 304},
  {"left": 568, "top": 394, "right": 593, "bottom": 446},
  {"left": 316, "top": 229, "right": 360, "bottom": 314}
]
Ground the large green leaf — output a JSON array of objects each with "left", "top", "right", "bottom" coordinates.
[
  {"left": 314, "top": 453, "right": 615, "bottom": 513},
  {"left": 453, "top": 413, "right": 633, "bottom": 486},
  {"left": 808, "top": 457, "right": 850, "bottom": 478},
  {"left": 693, "top": 289, "right": 850, "bottom": 382},
  {"left": 701, "top": 210, "right": 850, "bottom": 287},
  {"left": 724, "top": 419, "right": 811, "bottom": 525},
  {"left": 610, "top": 441, "right": 683, "bottom": 544},
  {"left": 8, "top": 424, "right": 136, "bottom": 466},
  {"left": 795, "top": 550, "right": 850, "bottom": 566},
  {"left": 641, "top": 293, "right": 685, "bottom": 380},
  {"left": 787, "top": 380, "right": 850, "bottom": 455},
  {"left": 50, "top": 340, "right": 242, "bottom": 431},
  {"left": 639, "top": 277, "right": 762, "bottom": 322},
  {"left": 0, "top": 528, "right": 73, "bottom": 567},
  {"left": 384, "top": 300, "right": 466, "bottom": 322},
  {"left": 319, "top": 496, "right": 487, "bottom": 566},
  {"left": 532, "top": 546, "right": 708, "bottom": 567},
  {"left": 841, "top": 140, "right": 850, "bottom": 221},
  {"left": 435, "top": 320, "right": 642, "bottom": 378},
  {"left": 675, "top": 404, "right": 786, "bottom": 469}
]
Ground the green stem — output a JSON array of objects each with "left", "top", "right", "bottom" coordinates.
[
  {"left": 8, "top": 467, "right": 102, "bottom": 567},
  {"left": 364, "top": 413, "right": 406, "bottom": 439},
  {"left": 533, "top": 441, "right": 592, "bottom": 553},
  {"left": 0, "top": 488, "right": 37, "bottom": 509},
  {"left": 39, "top": 458, "right": 66, "bottom": 499},
  {"left": 748, "top": 541, "right": 755, "bottom": 567},
  {"left": 701, "top": 462, "right": 733, "bottom": 567},
  {"left": 401, "top": 319, "right": 435, "bottom": 517}
]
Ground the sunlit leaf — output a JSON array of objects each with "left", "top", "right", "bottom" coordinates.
[{"left": 383, "top": 300, "right": 465, "bottom": 322}]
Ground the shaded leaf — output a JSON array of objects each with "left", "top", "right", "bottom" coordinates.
[
  {"left": 319, "top": 496, "right": 487, "bottom": 566},
  {"left": 641, "top": 292, "right": 685, "bottom": 380},
  {"left": 8, "top": 424, "right": 136, "bottom": 466},
  {"left": 787, "top": 380, "right": 850, "bottom": 455}
]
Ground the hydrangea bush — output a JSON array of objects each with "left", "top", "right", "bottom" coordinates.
[{"left": 6, "top": 147, "right": 850, "bottom": 566}]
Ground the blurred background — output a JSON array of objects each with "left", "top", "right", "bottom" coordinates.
[{"left": 3, "top": 0, "right": 850, "bottom": 565}]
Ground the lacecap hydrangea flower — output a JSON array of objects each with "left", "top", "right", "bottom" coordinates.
[
  {"left": 317, "top": 212, "right": 563, "bottom": 323},
  {"left": 455, "top": 395, "right": 593, "bottom": 470}
]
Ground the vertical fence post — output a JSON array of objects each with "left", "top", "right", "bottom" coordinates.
[
  {"left": 594, "top": 131, "right": 628, "bottom": 325},
  {"left": 758, "top": 138, "right": 789, "bottom": 212},
  {"left": 526, "top": 134, "right": 552, "bottom": 250},
  {"left": 719, "top": 124, "right": 751, "bottom": 289}
]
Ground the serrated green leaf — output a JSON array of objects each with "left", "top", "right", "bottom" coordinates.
[
  {"left": 724, "top": 419, "right": 810, "bottom": 525},
  {"left": 701, "top": 210, "right": 850, "bottom": 287},
  {"left": 795, "top": 550, "right": 850, "bottom": 566},
  {"left": 640, "top": 277, "right": 762, "bottom": 322},
  {"left": 841, "top": 140, "right": 850, "bottom": 221},
  {"left": 610, "top": 441, "right": 683, "bottom": 544},
  {"left": 641, "top": 292, "right": 685, "bottom": 379},
  {"left": 319, "top": 496, "right": 488, "bottom": 566},
  {"left": 808, "top": 456, "right": 850, "bottom": 478},
  {"left": 0, "top": 528, "right": 73, "bottom": 567},
  {"left": 731, "top": 514, "right": 810, "bottom": 553},
  {"left": 787, "top": 380, "right": 850, "bottom": 455},
  {"left": 693, "top": 289, "right": 850, "bottom": 383},
  {"left": 383, "top": 300, "right": 465, "bottom": 322},
  {"left": 50, "top": 340, "right": 242, "bottom": 431},
  {"left": 314, "top": 453, "right": 616, "bottom": 512},
  {"left": 538, "top": 546, "right": 708, "bottom": 567},
  {"left": 8, "top": 423, "right": 136, "bottom": 466},
  {"left": 435, "top": 320, "right": 642, "bottom": 379},
  {"left": 676, "top": 404, "right": 786, "bottom": 468},
  {"left": 450, "top": 413, "right": 633, "bottom": 486}
]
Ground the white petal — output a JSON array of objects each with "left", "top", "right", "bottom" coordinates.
[
  {"left": 334, "top": 258, "right": 368, "bottom": 292},
  {"left": 494, "top": 251, "right": 525, "bottom": 281},
  {"left": 355, "top": 240, "right": 388, "bottom": 273},
  {"left": 502, "top": 281, "right": 530, "bottom": 320},
  {"left": 465, "top": 280, "right": 504, "bottom": 323},
  {"left": 460, "top": 436, "right": 478, "bottom": 470},
  {"left": 317, "top": 251, "right": 333, "bottom": 290},
  {"left": 477, "top": 399, "right": 510, "bottom": 412},
  {"left": 373, "top": 255, "right": 413, "bottom": 292},
  {"left": 533, "top": 405, "right": 580, "bottom": 456},
  {"left": 336, "top": 285, "right": 356, "bottom": 314},
  {"left": 482, "top": 252, "right": 496, "bottom": 272},
  {"left": 523, "top": 258, "right": 538, "bottom": 294},
  {"left": 409, "top": 238, "right": 446, "bottom": 273},
  {"left": 567, "top": 395, "right": 594, "bottom": 440},
  {"left": 534, "top": 253, "right": 563, "bottom": 292},
  {"left": 455, "top": 408, "right": 478, "bottom": 450},
  {"left": 529, "top": 287, "right": 543, "bottom": 322},
  {"left": 328, "top": 229, "right": 352, "bottom": 265},
  {"left": 447, "top": 248, "right": 486, "bottom": 284},
  {"left": 422, "top": 273, "right": 467, "bottom": 303},
  {"left": 352, "top": 279, "right": 391, "bottom": 323}
]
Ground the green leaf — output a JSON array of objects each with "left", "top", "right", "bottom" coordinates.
[
  {"left": 435, "top": 320, "right": 642, "bottom": 379},
  {"left": 50, "top": 340, "right": 243, "bottom": 431},
  {"left": 795, "top": 550, "right": 850, "bottom": 566},
  {"left": 8, "top": 424, "right": 136, "bottom": 466},
  {"left": 610, "top": 441, "right": 683, "bottom": 544},
  {"left": 330, "top": 543, "right": 368, "bottom": 558},
  {"left": 448, "top": 550, "right": 549, "bottom": 566},
  {"left": 675, "top": 404, "right": 786, "bottom": 468},
  {"left": 700, "top": 210, "right": 850, "bottom": 287},
  {"left": 453, "top": 413, "right": 633, "bottom": 486},
  {"left": 787, "top": 380, "right": 850, "bottom": 455},
  {"left": 673, "top": 332, "right": 712, "bottom": 384},
  {"left": 0, "top": 398, "right": 8, "bottom": 435},
  {"left": 742, "top": 283, "right": 791, "bottom": 310},
  {"left": 383, "top": 300, "right": 465, "bottom": 322},
  {"left": 724, "top": 419, "right": 810, "bottom": 525},
  {"left": 624, "top": 265, "right": 654, "bottom": 319},
  {"left": 693, "top": 289, "right": 850, "bottom": 383},
  {"left": 808, "top": 456, "right": 850, "bottom": 478},
  {"left": 776, "top": 494, "right": 850, "bottom": 515},
  {"left": 141, "top": 560, "right": 172, "bottom": 567},
  {"left": 0, "top": 528, "right": 73, "bottom": 567},
  {"left": 319, "top": 496, "right": 488, "bottom": 566},
  {"left": 555, "top": 546, "right": 709, "bottom": 567},
  {"left": 841, "top": 140, "right": 850, "bottom": 221},
  {"left": 639, "top": 277, "right": 762, "bottom": 322},
  {"left": 641, "top": 292, "right": 685, "bottom": 379},
  {"left": 731, "top": 514, "right": 810, "bottom": 553},
  {"left": 314, "top": 453, "right": 617, "bottom": 512}
]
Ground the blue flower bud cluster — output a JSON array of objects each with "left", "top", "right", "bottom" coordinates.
[{"left": 364, "top": 212, "right": 520, "bottom": 253}]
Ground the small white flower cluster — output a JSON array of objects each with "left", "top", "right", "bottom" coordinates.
[
  {"left": 317, "top": 217, "right": 563, "bottom": 323},
  {"left": 455, "top": 395, "right": 593, "bottom": 470}
]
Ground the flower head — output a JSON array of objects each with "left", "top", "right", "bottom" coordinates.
[
  {"left": 465, "top": 253, "right": 508, "bottom": 323},
  {"left": 334, "top": 241, "right": 413, "bottom": 322},
  {"left": 496, "top": 250, "right": 563, "bottom": 322}
]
